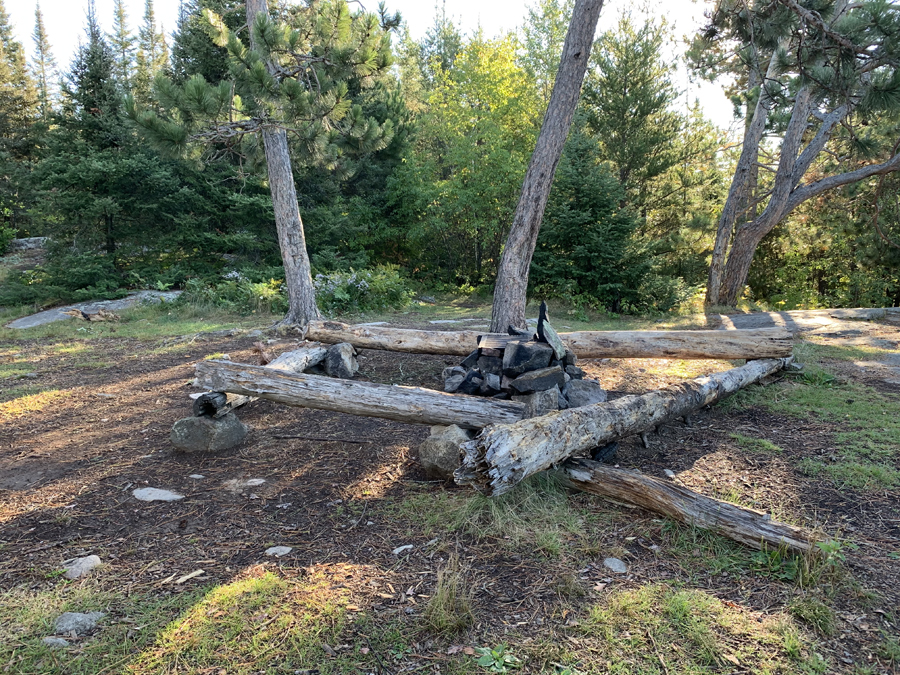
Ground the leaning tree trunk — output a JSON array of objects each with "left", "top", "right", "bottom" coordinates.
[
  {"left": 247, "top": 0, "right": 320, "bottom": 326},
  {"left": 490, "top": 0, "right": 605, "bottom": 332}
]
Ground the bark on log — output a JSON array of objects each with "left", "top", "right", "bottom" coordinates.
[
  {"left": 194, "top": 360, "right": 527, "bottom": 429},
  {"left": 559, "top": 458, "right": 823, "bottom": 552},
  {"left": 455, "top": 357, "right": 791, "bottom": 496},
  {"left": 306, "top": 321, "right": 793, "bottom": 360},
  {"left": 194, "top": 345, "right": 326, "bottom": 417}
]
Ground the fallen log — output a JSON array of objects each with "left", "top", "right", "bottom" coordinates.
[
  {"left": 559, "top": 458, "right": 822, "bottom": 552},
  {"left": 455, "top": 357, "right": 791, "bottom": 496},
  {"left": 193, "top": 345, "right": 327, "bottom": 417},
  {"left": 305, "top": 321, "right": 792, "bottom": 360},
  {"left": 193, "top": 360, "right": 527, "bottom": 429}
]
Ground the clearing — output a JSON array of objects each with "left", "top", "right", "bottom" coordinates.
[{"left": 0, "top": 301, "right": 898, "bottom": 674}]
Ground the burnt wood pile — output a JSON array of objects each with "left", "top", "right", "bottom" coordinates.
[{"left": 442, "top": 303, "right": 606, "bottom": 413}]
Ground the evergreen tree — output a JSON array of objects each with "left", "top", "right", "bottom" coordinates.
[
  {"left": 31, "top": 2, "right": 57, "bottom": 116},
  {"left": 110, "top": 0, "right": 135, "bottom": 90},
  {"left": 132, "top": 0, "right": 398, "bottom": 324},
  {"left": 170, "top": 0, "right": 243, "bottom": 85},
  {"left": 583, "top": 12, "right": 683, "bottom": 207},
  {"left": 133, "top": 0, "right": 169, "bottom": 104},
  {"left": 62, "top": 0, "right": 123, "bottom": 149},
  {"left": 520, "top": 0, "right": 574, "bottom": 103},
  {"left": 0, "top": 0, "right": 39, "bottom": 236}
]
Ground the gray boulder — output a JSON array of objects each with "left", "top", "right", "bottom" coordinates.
[
  {"left": 419, "top": 425, "right": 472, "bottom": 479},
  {"left": 444, "top": 373, "right": 465, "bottom": 393},
  {"left": 170, "top": 413, "right": 248, "bottom": 453},
  {"left": 510, "top": 366, "right": 566, "bottom": 393},
  {"left": 514, "top": 386, "right": 560, "bottom": 418},
  {"left": 502, "top": 341, "right": 553, "bottom": 376},
  {"left": 563, "top": 379, "right": 607, "bottom": 407},
  {"left": 54, "top": 612, "right": 105, "bottom": 636},
  {"left": 325, "top": 342, "right": 358, "bottom": 379}
]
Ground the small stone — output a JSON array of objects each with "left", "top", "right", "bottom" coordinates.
[
  {"left": 223, "top": 478, "right": 265, "bottom": 492},
  {"left": 54, "top": 611, "right": 105, "bottom": 636},
  {"left": 456, "top": 370, "right": 483, "bottom": 395},
  {"left": 539, "top": 319, "right": 567, "bottom": 360},
  {"left": 563, "top": 380, "right": 607, "bottom": 407},
  {"left": 460, "top": 350, "right": 480, "bottom": 369},
  {"left": 510, "top": 366, "right": 566, "bottom": 393},
  {"left": 513, "top": 386, "right": 560, "bottom": 418},
  {"left": 480, "top": 347, "right": 502, "bottom": 358},
  {"left": 419, "top": 425, "right": 472, "bottom": 479},
  {"left": 476, "top": 355, "right": 503, "bottom": 376},
  {"left": 133, "top": 487, "right": 184, "bottom": 502},
  {"left": 563, "top": 350, "right": 577, "bottom": 367},
  {"left": 392, "top": 544, "right": 413, "bottom": 555},
  {"left": 444, "top": 373, "right": 465, "bottom": 392},
  {"left": 603, "top": 558, "right": 627, "bottom": 574},
  {"left": 502, "top": 341, "right": 554, "bottom": 376},
  {"left": 479, "top": 372, "right": 501, "bottom": 394},
  {"left": 558, "top": 390, "right": 569, "bottom": 409},
  {"left": 442, "top": 365, "right": 466, "bottom": 381},
  {"left": 325, "top": 343, "right": 358, "bottom": 379},
  {"left": 565, "top": 365, "right": 585, "bottom": 379},
  {"left": 188, "top": 474, "right": 205, "bottom": 479},
  {"left": 663, "top": 469, "right": 676, "bottom": 479},
  {"left": 265, "top": 546, "right": 293, "bottom": 557},
  {"left": 42, "top": 637, "right": 69, "bottom": 649},
  {"left": 170, "top": 413, "right": 248, "bottom": 453},
  {"left": 62, "top": 555, "right": 101, "bottom": 580}
]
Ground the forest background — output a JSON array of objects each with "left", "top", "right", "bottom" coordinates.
[{"left": 1, "top": 0, "right": 899, "bottom": 317}]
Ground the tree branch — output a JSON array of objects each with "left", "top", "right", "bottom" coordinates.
[{"left": 787, "top": 152, "right": 900, "bottom": 212}]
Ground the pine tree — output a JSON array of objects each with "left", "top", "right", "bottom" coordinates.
[
  {"left": 520, "top": 0, "right": 574, "bottom": 103},
  {"left": 131, "top": 0, "right": 397, "bottom": 325},
  {"left": 31, "top": 2, "right": 57, "bottom": 116},
  {"left": 110, "top": 0, "right": 135, "bottom": 90},
  {"left": 170, "top": 0, "right": 244, "bottom": 85},
  {"left": 62, "top": 0, "right": 123, "bottom": 149},
  {"left": 133, "top": 0, "right": 169, "bottom": 104}
]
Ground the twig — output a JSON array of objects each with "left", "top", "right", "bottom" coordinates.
[
  {"left": 272, "top": 435, "right": 373, "bottom": 443},
  {"left": 645, "top": 629, "right": 671, "bottom": 675}
]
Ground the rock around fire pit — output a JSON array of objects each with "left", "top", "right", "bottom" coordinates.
[{"left": 440, "top": 302, "right": 606, "bottom": 412}]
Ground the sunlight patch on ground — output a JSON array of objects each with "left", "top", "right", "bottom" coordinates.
[{"left": 0, "top": 389, "right": 66, "bottom": 420}]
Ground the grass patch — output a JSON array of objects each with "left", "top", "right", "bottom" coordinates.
[
  {"left": 395, "top": 474, "right": 596, "bottom": 555},
  {"left": 0, "top": 388, "right": 64, "bottom": 416},
  {"left": 0, "top": 580, "right": 204, "bottom": 675},
  {"left": 789, "top": 595, "right": 836, "bottom": 635},
  {"left": 730, "top": 432, "right": 784, "bottom": 454},
  {"left": 422, "top": 554, "right": 475, "bottom": 635},
  {"left": 722, "top": 340, "right": 900, "bottom": 489},
  {"left": 581, "top": 583, "right": 826, "bottom": 674}
]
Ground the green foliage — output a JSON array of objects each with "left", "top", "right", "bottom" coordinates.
[
  {"left": 180, "top": 276, "right": 288, "bottom": 315},
  {"left": 475, "top": 644, "right": 522, "bottom": 672},
  {"left": 313, "top": 265, "right": 413, "bottom": 314},
  {"left": 0, "top": 223, "right": 14, "bottom": 254}
]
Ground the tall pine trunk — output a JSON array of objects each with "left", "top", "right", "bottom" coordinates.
[
  {"left": 490, "top": 0, "right": 604, "bottom": 332},
  {"left": 247, "top": 0, "right": 320, "bottom": 325}
]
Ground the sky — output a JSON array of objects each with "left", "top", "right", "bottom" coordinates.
[{"left": 6, "top": 0, "right": 737, "bottom": 129}]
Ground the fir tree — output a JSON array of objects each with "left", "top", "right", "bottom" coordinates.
[
  {"left": 31, "top": 2, "right": 57, "bottom": 116},
  {"left": 131, "top": 0, "right": 397, "bottom": 325},
  {"left": 62, "top": 0, "right": 123, "bottom": 149},
  {"left": 133, "top": 0, "right": 169, "bottom": 105},
  {"left": 170, "top": 0, "right": 243, "bottom": 85},
  {"left": 110, "top": 0, "right": 135, "bottom": 90}
]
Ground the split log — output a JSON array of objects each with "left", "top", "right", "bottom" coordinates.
[
  {"left": 305, "top": 321, "right": 792, "bottom": 360},
  {"left": 194, "top": 360, "right": 526, "bottom": 429},
  {"left": 559, "top": 458, "right": 823, "bottom": 552},
  {"left": 194, "top": 344, "right": 327, "bottom": 417},
  {"left": 455, "top": 357, "right": 791, "bottom": 496}
]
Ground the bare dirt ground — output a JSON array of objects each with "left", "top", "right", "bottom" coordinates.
[{"left": 1, "top": 313, "right": 899, "bottom": 674}]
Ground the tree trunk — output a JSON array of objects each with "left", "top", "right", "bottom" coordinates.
[
  {"left": 247, "top": 0, "right": 320, "bottom": 326},
  {"left": 455, "top": 357, "right": 791, "bottom": 495},
  {"left": 194, "top": 359, "right": 527, "bottom": 429},
  {"left": 559, "top": 458, "right": 824, "bottom": 552},
  {"left": 490, "top": 0, "right": 605, "bottom": 332},
  {"left": 306, "top": 320, "right": 793, "bottom": 360}
]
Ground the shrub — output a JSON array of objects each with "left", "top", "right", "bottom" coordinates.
[
  {"left": 313, "top": 265, "right": 414, "bottom": 314},
  {"left": 179, "top": 276, "right": 288, "bottom": 315},
  {"left": 0, "top": 225, "right": 15, "bottom": 256}
]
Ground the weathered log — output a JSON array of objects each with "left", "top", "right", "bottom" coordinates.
[
  {"left": 305, "top": 321, "right": 793, "bottom": 360},
  {"left": 559, "top": 458, "right": 822, "bottom": 552},
  {"left": 455, "top": 357, "right": 791, "bottom": 496},
  {"left": 194, "top": 360, "right": 527, "bottom": 429},
  {"left": 194, "top": 345, "right": 327, "bottom": 417}
]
